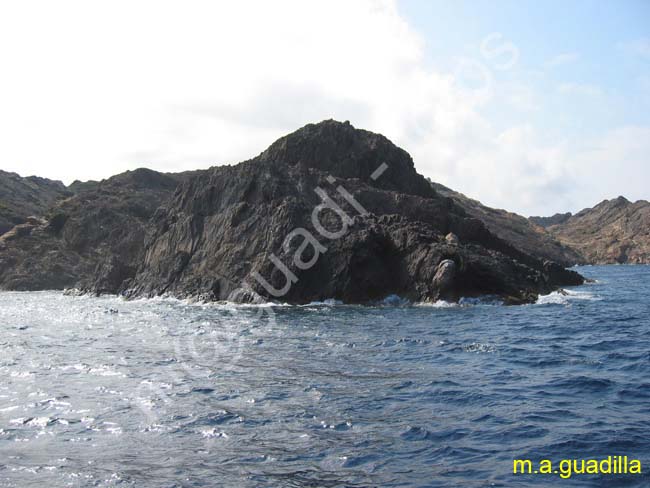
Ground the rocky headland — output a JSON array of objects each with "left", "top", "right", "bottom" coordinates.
[{"left": 0, "top": 120, "right": 590, "bottom": 304}]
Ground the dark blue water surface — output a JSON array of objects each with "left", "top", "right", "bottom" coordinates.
[{"left": 1, "top": 265, "right": 649, "bottom": 487}]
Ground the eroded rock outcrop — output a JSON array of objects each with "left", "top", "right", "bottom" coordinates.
[
  {"left": 0, "top": 170, "right": 70, "bottom": 236},
  {"left": 0, "top": 121, "right": 584, "bottom": 303},
  {"left": 123, "top": 120, "right": 583, "bottom": 303},
  {"left": 0, "top": 169, "right": 188, "bottom": 291}
]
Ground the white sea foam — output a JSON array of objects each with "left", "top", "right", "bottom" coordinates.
[
  {"left": 36, "top": 289, "right": 516, "bottom": 310},
  {"left": 536, "top": 288, "right": 600, "bottom": 305},
  {"left": 26, "top": 417, "right": 52, "bottom": 428},
  {"left": 302, "top": 299, "right": 344, "bottom": 306},
  {"left": 89, "top": 365, "right": 126, "bottom": 377},
  {"left": 414, "top": 300, "right": 460, "bottom": 308},
  {"left": 415, "top": 296, "right": 504, "bottom": 308},
  {"left": 201, "top": 428, "right": 228, "bottom": 438}
]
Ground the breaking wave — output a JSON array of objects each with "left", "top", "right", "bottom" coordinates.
[{"left": 536, "top": 288, "right": 601, "bottom": 305}]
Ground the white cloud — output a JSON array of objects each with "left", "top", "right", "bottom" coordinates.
[
  {"left": 414, "top": 122, "right": 578, "bottom": 216},
  {"left": 0, "top": 0, "right": 441, "bottom": 180},
  {"left": 0, "top": 0, "right": 646, "bottom": 217},
  {"left": 570, "top": 126, "right": 650, "bottom": 206}
]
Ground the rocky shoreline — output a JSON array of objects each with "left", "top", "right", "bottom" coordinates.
[{"left": 0, "top": 120, "right": 614, "bottom": 304}]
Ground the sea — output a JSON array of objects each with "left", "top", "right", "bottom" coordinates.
[{"left": 0, "top": 265, "right": 648, "bottom": 487}]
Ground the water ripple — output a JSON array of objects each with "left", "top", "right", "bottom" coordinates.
[{"left": 0, "top": 265, "right": 649, "bottom": 487}]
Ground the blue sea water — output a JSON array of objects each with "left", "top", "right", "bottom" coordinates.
[{"left": 0, "top": 265, "right": 649, "bottom": 487}]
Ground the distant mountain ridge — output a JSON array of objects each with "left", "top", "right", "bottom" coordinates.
[
  {"left": 436, "top": 187, "right": 650, "bottom": 266},
  {"left": 534, "top": 197, "right": 650, "bottom": 264}
]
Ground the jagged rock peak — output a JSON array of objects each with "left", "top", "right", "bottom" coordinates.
[
  {"left": 257, "top": 119, "right": 435, "bottom": 198},
  {"left": 592, "top": 195, "right": 630, "bottom": 209},
  {"left": 105, "top": 168, "right": 181, "bottom": 191}
]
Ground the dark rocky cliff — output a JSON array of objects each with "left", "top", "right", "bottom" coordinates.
[
  {"left": 0, "top": 169, "right": 187, "bottom": 291},
  {"left": 0, "top": 121, "right": 584, "bottom": 303},
  {"left": 0, "top": 170, "right": 70, "bottom": 235},
  {"left": 124, "top": 121, "right": 583, "bottom": 304}
]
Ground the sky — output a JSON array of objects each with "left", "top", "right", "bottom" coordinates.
[{"left": 0, "top": 0, "right": 648, "bottom": 216}]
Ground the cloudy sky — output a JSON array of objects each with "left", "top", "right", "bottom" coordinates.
[{"left": 0, "top": 0, "right": 648, "bottom": 216}]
